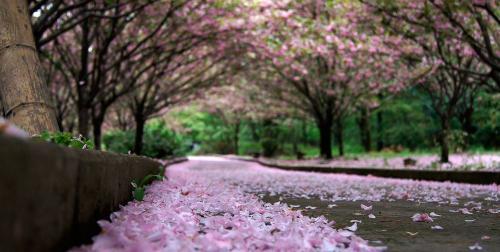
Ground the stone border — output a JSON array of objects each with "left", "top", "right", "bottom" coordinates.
[
  {"left": 230, "top": 156, "right": 499, "bottom": 185},
  {"left": 0, "top": 135, "right": 186, "bottom": 252}
]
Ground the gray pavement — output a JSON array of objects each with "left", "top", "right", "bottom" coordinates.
[
  {"left": 263, "top": 196, "right": 499, "bottom": 252},
  {"left": 185, "top": 157, "right": 500, "bottom": 252}
]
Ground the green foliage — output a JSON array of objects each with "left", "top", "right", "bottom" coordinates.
[
  {"left": 260, "top": 120, "right": 281, "bottom": 157},
  {"left": 142, "top": 120, "right": 188, "bottom": 157},
  {"left": 155, "top": 90, "right": 498, "bottom": 159},
  {"left": 472, "top": 93, "right": 500, "bottom": 149},
  {"left": 261, "top": 138, "right": 279, "bottom": 157},
  {"left": 131, "top": 166, "right": 165, "bottom": 201},
  {"left": 369, "top": 92, "right": 436, "bottom": 151},
  {"left": 36, "top": 131, "right": 94, "bottom": 150},
  {"left": 173, "top": 108, "right": 236, "bottom": 154},
  {"left": 103, "top": 120, "right": 188, "bottom": 158},
  {"left": 102, "top": 130, "right": 135, "bottom": 154}
]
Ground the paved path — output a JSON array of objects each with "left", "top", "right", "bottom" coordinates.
[
  {"left": 187, "top": 157, "right": 499, "bottom": 252},
  {"left": 76, "top": 157, "right": 499, "bottom": 251}
]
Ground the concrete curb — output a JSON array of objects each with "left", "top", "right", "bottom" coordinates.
[
  {"left": 0, "top": 135, "right": 166, "bottom": 251},
  {"left": 161, "top": 157, "right": 189, "bottom": 167},
  {"left": 229, "top": 156, "right": 500, "bottom": 185}
]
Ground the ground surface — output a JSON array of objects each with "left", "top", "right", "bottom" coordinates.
[
  {"left": 75, "top": 157, "right": 499, "bottom": 251},
  {"left": 263, "top": 197, "right": 499, "bottom": 252},
  {"left": 257, "top": 153, "right": 500, "bottom": 171}
]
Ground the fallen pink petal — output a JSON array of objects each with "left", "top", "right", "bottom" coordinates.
[
  {"left": 429, "top": 212, "right": 441, "bottom": 217},
  {"left": 459, "top": 208, "right": 474, "bottom": 215},
  {"left": 346, "top": 222, "right": 358, "bottom": 232},
  {"left": 469, "top": 243, "right": 483, "bottom": 250},
  {"left": 411, "top": 213, "right": 434, "bottom": 223},
  {"left": 1, "top": 0, "right": 500, "bottom": 251},
  {"left": 361, "top": 204, "right": 373, "bottom": 211}
]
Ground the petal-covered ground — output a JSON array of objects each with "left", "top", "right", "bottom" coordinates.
[
  {"left": 256, "top": 153, "right": 500, "bottom": 171},
  {"left": 74, "top": 157, "right": 499, "bottom": 251}
]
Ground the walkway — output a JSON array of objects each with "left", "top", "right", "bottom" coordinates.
[{"left": 73, "top": 157, "right": 499, "bottom": 251}]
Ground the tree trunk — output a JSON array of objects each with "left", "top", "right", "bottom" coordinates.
[
  {"left": 0, "top": 0, "right": 59, "bottom": 134},
  {"left": 92, "top": 115, "right": 104, "bottom": 150},
  {"left": 134, "top": 115, "right": 146, "bottom": 155},
  {"left": 460, "top": 106, "right": 474, "bottom": 150},
  {"left": 292, "top": 122, "right": 298, "bottom": 154},
  {"left": 335, "top": 119, "right": 344, "bottom": 156},
  {"left": 376, "top": 110, "right": 384, "bottom": 151},
  {"left": 56, "top": 113, "right": 64, "bottom": 132},
  {"left": 317, "top": 118, "right": 333, "bottom": 159},
  {"left": 76, "top": 17, "right": 90, "bottom": 137},
  {"left": 77, "top": 102, "right": 91, "bottom": 137},
  {"left": 440, "top": 116, "right": 450, "bottom": 163},
  {"left": 358, "top": 107, "right": 372, "bottom": 152},
  {"left": 233, "top": 121, "right": 240, "bottom": 155}
]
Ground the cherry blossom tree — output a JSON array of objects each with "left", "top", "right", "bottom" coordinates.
[
  {"left": 362, "top": 0, "right": 491, "bottom": 162},
  {"left": 196, "top": 76, "right": 286, "bottom": 155},
  {"left": 121, "top": 1, "right": 249, "bottom": 155},
  {"left": 126, "top": 48, "right": 234, "bottom": 155},
  {"left": 29, "top": 0, "right": 157, "bottom": 49},
  {"left": 45, "top": 1, "right": 184, "bottom": 146},
  {"left": 361, "top": 0, "right": 499, "bottom": 90},
  {"left": 241, "top": 0, "right": 413, "bottom": 159}
]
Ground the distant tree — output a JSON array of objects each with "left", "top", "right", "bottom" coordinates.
[
  {"left": 46, "top": 1, "right": 178, "bottom": 146},
  {"left": 122, "top": 0, "right": 249, "bottom": 155},
  {"left": 242, "top": 0, "right": 414, "bottom": 159},
  {"left": 363, "top": 0, "right": 490, "bottom": 162},
  {"left": 29, "top": 0, "right": 156, "bottom": 49},
  {"left": 362, "top": 0, "right": 499, "bottom": 89}
]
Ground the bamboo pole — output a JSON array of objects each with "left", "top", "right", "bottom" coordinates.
[{"left": 0, "top": 0, "right": 59, "bottom": 135}]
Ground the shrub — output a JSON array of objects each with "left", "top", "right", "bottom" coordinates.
[
  {"left": 261, "top": 138, "right": 279, "bottom": 157},
  {"left": 103, "top": 120, "right": 188, "bottom": 158},
  {"left": 36, "top": 131, "right": 94, "bottom": 150},
  {"left": 102, "top": 130, "right": 135, "bottom": 154}
]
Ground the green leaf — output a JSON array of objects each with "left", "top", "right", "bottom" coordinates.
[{"left": 133, "top": 187, "right": 145, "bottom": 201}]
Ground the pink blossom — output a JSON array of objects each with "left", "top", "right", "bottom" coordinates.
[{"left": 411, "top": 213, "right": 433, "bottom": 223}]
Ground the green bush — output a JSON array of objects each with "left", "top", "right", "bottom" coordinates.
[
  {"left": 103, "top": 120, "right": 188, "bottom": 158},
  {"left": 261, "top": 138, "right": 279, "bottom": 157},
  {"left": 36, "top": 131, "right": 94, "bottom": 150},
  {"left": 102, "top": 130, "right": 134, "bottom": 154}
]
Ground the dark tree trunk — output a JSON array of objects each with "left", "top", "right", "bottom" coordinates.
[
  {"left": 440, "top": 116, "right": 450, "bottom": 163},
  {"left": 292, "top": 123, "right": 298, "bottom": 154},
  {"left": 77, "top": 105, "right": 90, "bottom": 137},
  {"left": 134, "top": 115, "right": 146, "bottom": 155},
  {"left": 76, "top": 18, "right": 90, "bottom": 137},
  {"left": 56, "top": 114, "right": 64, "bottom": 132},
  {"left": 233, "top": 121, "right": 240, "bottom": 155},
  {"left": 302, "top": 120, "right": 308, "bottom": 143},
  {"left": 460, "top": 106, "right": 475, "bottom": 150},
  {"left": 317, "top": 118, "right": 333, "bottom": 159},
  {"left": 335, "top": 119, "right": 344, "bottom": 156},
  {"left": 92, "top": 115, "right": 104, "bottom": 150},
  {"left": 376, "top": 110, "right": 384, "bottom": 151},
  {"left": 358, "top": 107, "right": 372, "bottom": 152}
]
